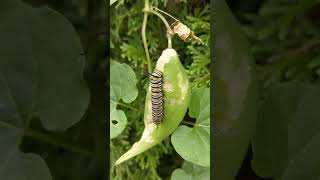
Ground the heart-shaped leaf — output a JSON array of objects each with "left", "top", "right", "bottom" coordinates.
[
  {"left": 110, "top": 84, "right": 127, "bottom": 139},
  {"left": 212, "top": 0, "right": 258, "bottom": 179},
  {"left": 252, "top": 82, "right": 320, "bottom": 180},
  {"left": 0, "top": 0, "right": 89, "bottom": 179},
  {"left": 171, "top": 161, "right": 210, "bottom": 180},
  {"left": 171, "top": 87, "right": 210, "bottom": 167},
  {"left": 0, "top": 150, "right": 52, "bottom": 180},
  {"left": 110, "top": 60, "right": 138, "bottom": 139},
  {"left": 0, "top": 1, "right": 89, "bottom": 131}
]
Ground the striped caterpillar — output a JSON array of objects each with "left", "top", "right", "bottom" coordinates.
[{"left": 148, "top": 69, "right": 164, "bottom": 127}]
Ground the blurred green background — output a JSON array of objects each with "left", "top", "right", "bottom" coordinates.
[
  {"left": 17, "top": 0, "right": 107, "bottom": 179},
  {"left": 226, "top": 0, "right": 320, "bottom": 179}
]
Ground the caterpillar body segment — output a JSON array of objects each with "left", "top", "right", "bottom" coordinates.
[{"left": 149, "top": 69, "right": 164, "bottom": 127}]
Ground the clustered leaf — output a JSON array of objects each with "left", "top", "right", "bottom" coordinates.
[
  {"left": 171, "top": 161, "right": 210, "bottom": 180},
  {"left": 184, "top": 5, "right": 210, "bottom": 88},
  {"left": 171, "top": 87, "right": 210, "bottom": 167},
  {"left": 110, "top": 60, "right": 138, "bottom": 139}
]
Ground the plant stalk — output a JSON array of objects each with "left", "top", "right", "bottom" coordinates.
[
  {"left": 151, "top": 6, "right": 179, "bottom": 21},
  {"left": 0, "top": 120, "right": 93, "bottom": 157},
  {"left": 181, "top": 120, "right": 195, "bottom": 126},
  {"left": 181, "top": 120, "right": 210, "bottom": 128},
  {"left": 142, "top": 1, "right": 152, "bottom": 75},
  {"left": 142, "top": 0, "right": 174, "bottom": 75},
  {"left": 110, "top": 99, "right": 138, "bottom": 111},
  {"left": 147, "top": 9, "right": 173, "bottom": 48}
]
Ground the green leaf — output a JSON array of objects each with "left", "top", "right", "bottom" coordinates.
[
  {"left": 212, "top": 0, "right": 258, "bottom": 179},
  {"left": 0, "top": 150, "right": 52, "bottom": 180},
  {"left": 110, "top": 86, "right": 127, "bottom": 139},
  {"left": 0, "top": 1, "right": 89, "bottom": 179},
  {"left": 171, "top": 169, "right": 192, "bottom": 180},
  {"left": 171, "top": 87, "right": 210, "bottom": 167},
  {"left": 171, "top": 161, "right": 210, "bottom": 180},
  {"left": 252, "top": 82, "right": 320, "bottom": 180},
  {"left": 0, "top": 1, "right": 89, "bottom": 131},
  {"left": 110, "top": 60, "right": 138, "bottom": 139}
]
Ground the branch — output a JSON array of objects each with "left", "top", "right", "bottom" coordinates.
[
  {"left": 141, "top": 1, "right": 175, "bottom": 75},
  {"left": 142, "top": 1, "right": 152, "bottom": 75},
  {"left": 0, "top": 120, "right": 94, "bottom": 157}
]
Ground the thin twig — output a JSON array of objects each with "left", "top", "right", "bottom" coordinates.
[
  {"left": 181, "top": 120, "right": 195, "bottom": 126},
  {"left": 181, "top": 120, "right": 210, "bottom": 128},
  {"left": 110, "top": 99, "right": 138, "bottom": 111},
  {"left": 147, "top": 9, "right": 174, "bottom": 48},
  {"left": 151, "top": 6, "right": 179, "bottom": 21},
  {"left": 142, "top": 0, "right": 175, "bottom": 75},
  {"left": 197, "top": 124, "right": 210, "bottom": 128}
]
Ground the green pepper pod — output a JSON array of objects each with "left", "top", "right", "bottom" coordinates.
[{"left": 115, "top": 48, "right": 191, "bottom": 165}]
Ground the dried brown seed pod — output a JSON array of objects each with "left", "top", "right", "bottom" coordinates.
[{"left": 171, "top": 20, "right": 203, "bottom": 44}]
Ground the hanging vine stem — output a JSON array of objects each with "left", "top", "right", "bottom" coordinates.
[
  {"left": 151, "top": 6, "right": 179, "bottom": 21},
  {"left": 148, "top": 9, "right": 174, "bottom": 48},
  {"left": 142, "top": 1, "right": 152, "bottom": 75},
  {"left": 141, "top": 0, "right": 174, "bottom": 75}
]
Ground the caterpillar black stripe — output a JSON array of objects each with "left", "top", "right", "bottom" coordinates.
[{"left": 148, "top": 69, "right": 164, "bottom": 127}]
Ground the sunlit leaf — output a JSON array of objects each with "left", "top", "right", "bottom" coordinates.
[
  {"left": 110, "top": 60, "right": 138, "bottom": 139},
  {"left": 172, "top": 87, "right": 210, "bottom": 167},
  {"left": 171, "top": 161, "right": 210, "bottom": 180}
]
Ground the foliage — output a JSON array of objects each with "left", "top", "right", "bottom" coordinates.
[
  {"left": 252, "top": 82, "right": 320, "bottom": 179},
  {"left": 185, "top": 6, "right": 210, "bottom": 88},
  {"left": 220, "top": 0, "right": 320, "bottom": 179},
  {"left": 241, "top": 0, "right": 320, "bottom": 88},
  {"left": 171, "top": 87, "right": 210, "bottom": 167},
  {"left": 0, "top": 0, "right": 90, "bottom": 179},
  {"left": 110, "top": 60, "right": 138, "bottom": 139},
  {"left": 110, "top": 0, "right": 210, "bottom": 179},
  {"left": 171, "top": 161, "right": 210, "bottom": 180},
  {"left": 243, "top": 1, "right": 320, "bottom": 179},
  {"left": 212, "top": 0, "right": 258, "bottom": 179},
  {"left": 1, "top": 0, "right": 106, "bottom": 179}
]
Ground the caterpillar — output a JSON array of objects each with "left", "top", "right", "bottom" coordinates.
[{"left": 148, "top": 69, "right": 164, "bottom": 127}]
